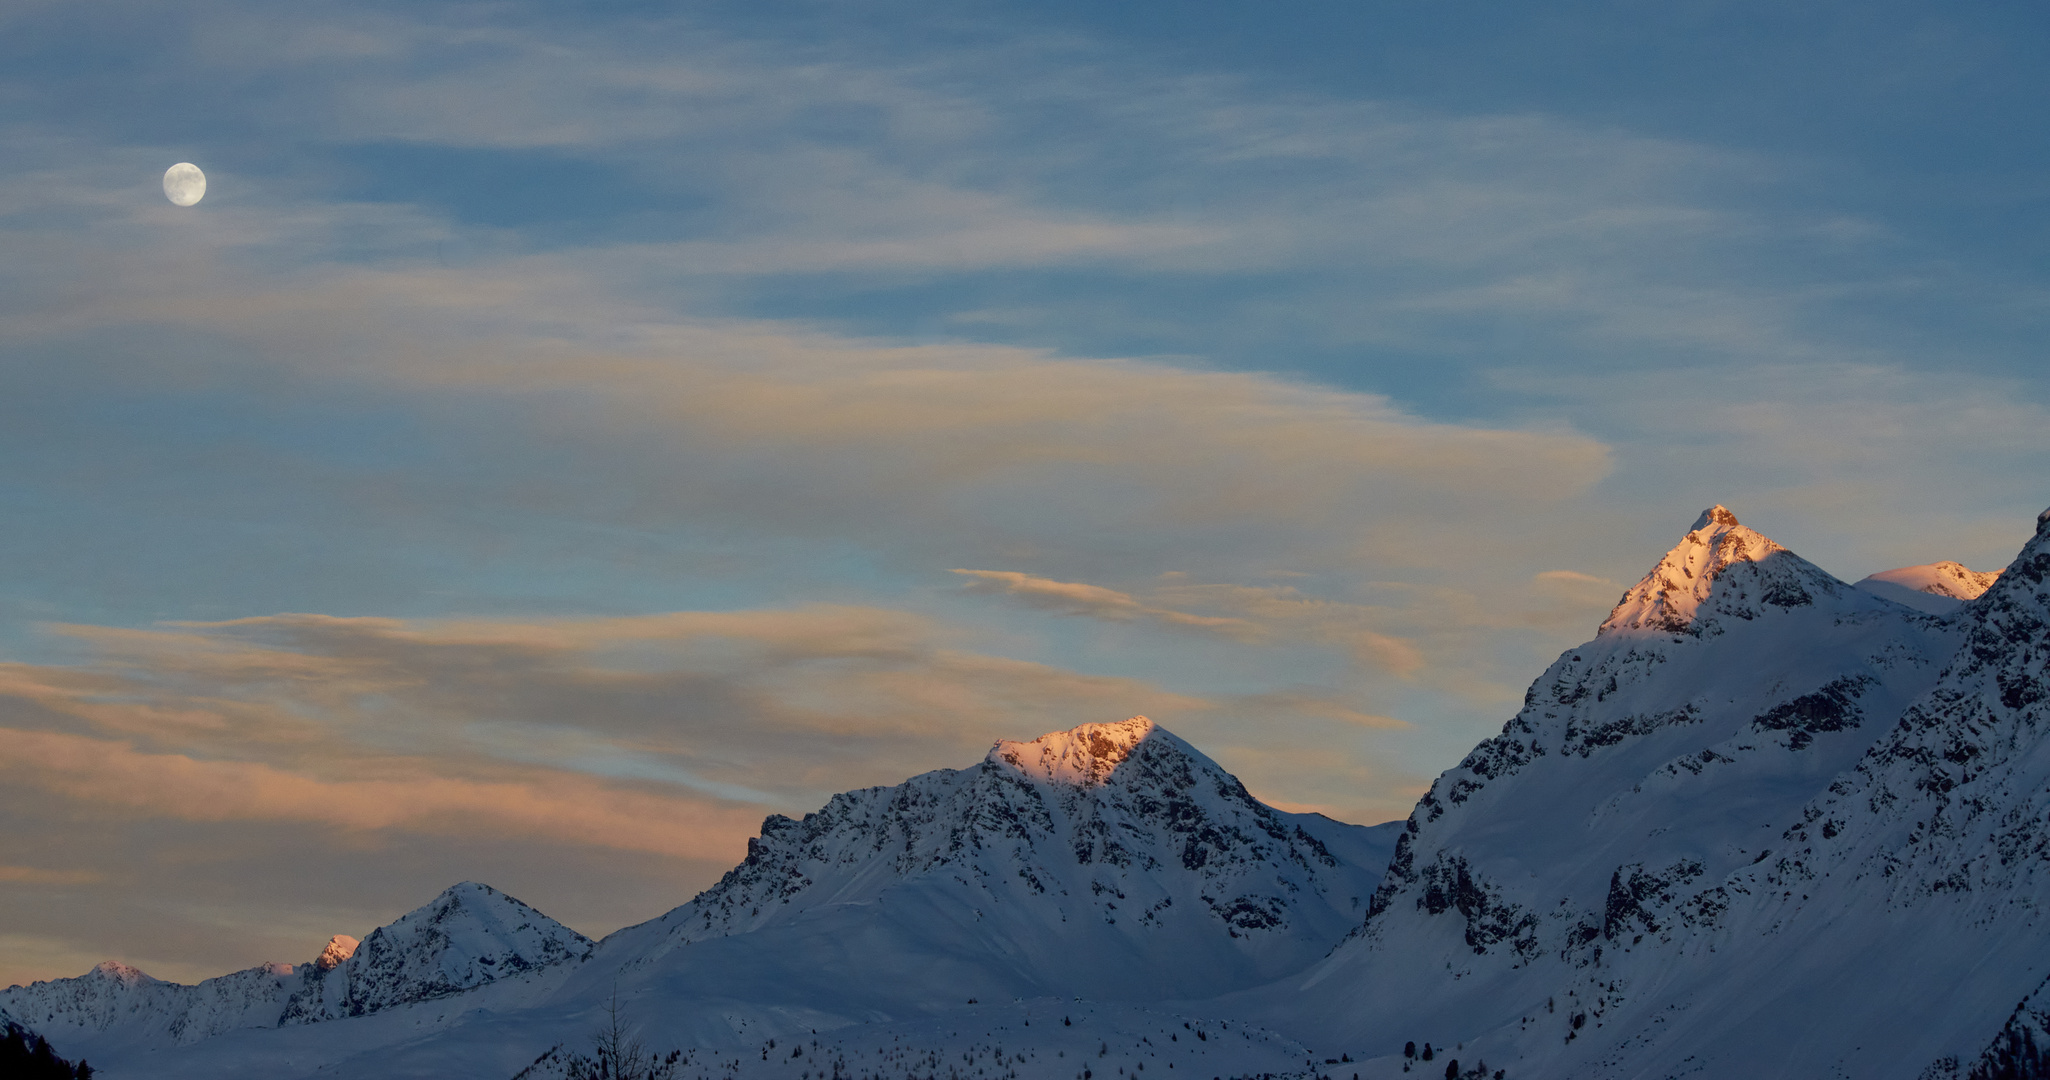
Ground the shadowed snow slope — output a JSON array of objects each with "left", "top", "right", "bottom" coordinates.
[{"left": 1240, "top": 504, "right": 2050, "bottom": 1079}]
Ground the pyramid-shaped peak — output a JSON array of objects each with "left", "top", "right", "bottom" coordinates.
[
  {"left": 986, "top": 716, "right": 1161, "bottom": 787},
  {"left": 1692, "top": 505, "right": 1741, "bottom": 531},
  {"left": 1600, "top": 506, "right": 1845, "bottom": 636}
]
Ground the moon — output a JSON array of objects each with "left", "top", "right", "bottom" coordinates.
[{"left": 163, "top": 163, "right": 206, "bottom": 207}]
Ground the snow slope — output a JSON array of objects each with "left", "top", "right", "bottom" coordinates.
[
  {"left": 1856, "top": 561, "right": 2002, "bottom": 615},
  {"left": 509, "top": 999, "right": 1320, "bottom": 1080}
]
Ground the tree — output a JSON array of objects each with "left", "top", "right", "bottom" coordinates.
[
  {"left": 0, "top": 1021, "right": 92, "bottom": 1079},
  {"left": 564, "top": 990, "right": 682, "bottom": 1080},
  {"left": 1404, "top": 1042, "right": 1416, "bottom": 1059}
]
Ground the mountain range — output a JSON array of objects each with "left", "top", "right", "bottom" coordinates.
[{"left": 7, "top": 503, "right": 2049, "bottom": 1079}]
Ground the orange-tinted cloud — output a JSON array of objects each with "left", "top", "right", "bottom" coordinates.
[{"left": 0, "top": 726, "right": 760, "bottom": 861}]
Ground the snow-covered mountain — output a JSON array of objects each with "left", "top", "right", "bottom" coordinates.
[
  {"left": 1246, "top": 504, "right": 2050, "bottom": 1079},
  {"left": 1, "top": 883, "right": 588, "bottom": 1063},
  {"left": 282, "top": 881, "right": 591, "bottom": 1023},
  {"left": 587, "top": 717, "right": 1393, "bottom": 1006}
]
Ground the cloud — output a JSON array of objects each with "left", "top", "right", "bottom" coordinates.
[
  {"left": 952, "top": 570, "right": 1439, "bottom": 677},
  {"left": 5, "top": 606, "right": 1225, "bottom": 813},
  {"left": 0, "top": 865, "right": 103, "bottom": 886},
  {"left": 1221, "top": 690, "right": 1407, "bottom": 732},
  {"left": 951, "top": 570, "right": 1263, "bottom": 639},
  {"left": 0, "top": 727, "right": 758, "bottom": 861}
]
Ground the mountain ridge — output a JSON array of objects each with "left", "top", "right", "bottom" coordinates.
[
  {"left": 18, "top": 501, "right": 2050, "bottom": 1080},
  {"left": 0, "top": 882, "right": 588, "bottom": 1056}
]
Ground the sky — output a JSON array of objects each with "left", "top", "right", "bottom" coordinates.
[{"left": 2, "top": 0, "right": 2048, "bottom": 987}]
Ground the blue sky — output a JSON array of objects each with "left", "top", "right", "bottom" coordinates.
[{"left": 3, "top": 0, "right": 2048, "bottom": 985}]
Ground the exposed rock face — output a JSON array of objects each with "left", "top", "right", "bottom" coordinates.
[
  {"left": 312, "top": 935, "right": 358, "bottom": 973},
  {"left": 987, "top": 716, "right": 1152, "bottom": 787}
]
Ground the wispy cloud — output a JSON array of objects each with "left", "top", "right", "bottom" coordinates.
[
  {"left": 0, "top": 726, "right": 757, "bottom": 861},
  {"left": 951, "top": 570, "right": 1262, "bottom": 639},
  {"left": 0, "top": 865, "right": 103, "bottom": 886}
]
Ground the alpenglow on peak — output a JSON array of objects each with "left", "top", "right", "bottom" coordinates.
[
  {"left": 1691, "top": 504, "right": 1741, "bottom": 531},
  {"left": 1598, "top": 504, "right": 1851, "bottom": 637},
  {"left": 985, "top": 716, "right": 1155, "bottom": 787}
]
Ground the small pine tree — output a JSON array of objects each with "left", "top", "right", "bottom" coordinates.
[
  {"left": 1444, "top": 1060, "right": 1458, "bottom": 1080},
  {"left": 1404, "top": 1042, "right": 1416, "bottom": 1059}
]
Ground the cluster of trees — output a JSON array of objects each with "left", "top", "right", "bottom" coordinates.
[
  {"left": 1399, "top": 1041, "right": 1503, "bottom": 1080},
  {"left": 0, "top": 1022, "right": 92, "bottom": 1079}
]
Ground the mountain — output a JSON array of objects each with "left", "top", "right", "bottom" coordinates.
[
  {"left": 584, "top": 717, "right": 1394, "bottom": 1009},
  {"left": 36, "top": 501, "right": 2050, "bottom": 1079},
  {"left": 1247, "top": 504, "right": 2050, "bottom": 1079},
  {"left": 282, "top": 881, "right": 590, "bottom": 1023},
  {"left": 1857, "top": 560, "right": 2004, "bottom": 615},
  {"left": 0, "top": 883, "right": 588, "bottom": 1064}
]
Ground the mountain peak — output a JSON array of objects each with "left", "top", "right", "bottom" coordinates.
[
  {"left": 1854, "top": 561, "right": 2001, "bottom": 615},
  {"left": 1691, "top": 504, "right": 1740, "bottom": 530},
  {"left": 313, "top": 934, "right": 359, "bottom": 973},
  {"left": 87, "top": 961, "right": 153, "bottom": 986},
  {"left": 1600, "top": 506, "right": 1845, "bottom": 636},
  {"left": 986, "top": 716, "right": 1156, "bottom": 786},
  {"left": 281, "top": 881, "right": 589, "bottom": 1025}
]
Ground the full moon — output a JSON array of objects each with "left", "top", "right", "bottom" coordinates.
[{"left": 163, "top": 163, "right": 206, "bottom": 207}]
